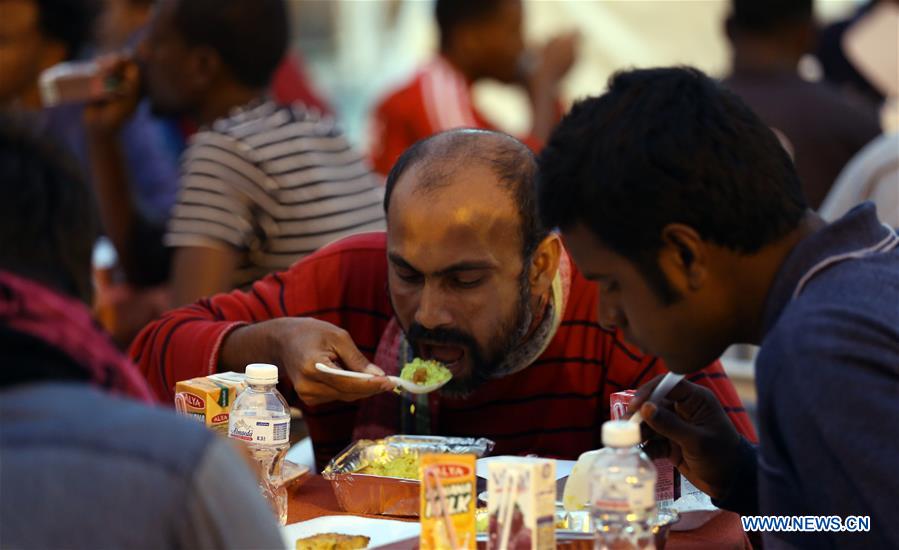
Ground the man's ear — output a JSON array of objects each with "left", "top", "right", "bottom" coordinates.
[
  {"left": 658, "top": 224, "right": 707, "bottom": 292},
  {"left": 529, "top": 233, "right": 562, "bottom": 294}
]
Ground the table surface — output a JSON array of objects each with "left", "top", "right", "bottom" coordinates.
[{"left": 287, "top": 475, "right": 752, "bottom": 549}]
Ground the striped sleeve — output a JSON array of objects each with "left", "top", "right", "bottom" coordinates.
[{"left": 165, "top": 132, "right": 265, "bottom": 251}]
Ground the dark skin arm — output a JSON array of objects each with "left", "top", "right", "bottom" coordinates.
[
  {"left": 169, "top": 246, "right": 240, "bottom": 307},
  {"left": 629, "top": 375, "right": 748, "bottom": 500},
  {"left": 83, "top": 58, "right": 144, "bottom": 280}
]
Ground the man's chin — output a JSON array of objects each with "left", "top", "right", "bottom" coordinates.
[{"left": 438, "top": 377, "right": 479, "bottom": 399}]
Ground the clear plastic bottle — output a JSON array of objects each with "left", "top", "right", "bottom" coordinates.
[
  {"left": 590, "top": 420, "right": 657, "bottom": 550},
  {"left": 228, "top": 363, "right": 291, "bottom": 524}
]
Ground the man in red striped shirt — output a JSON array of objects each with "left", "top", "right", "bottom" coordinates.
[
  {"left": 130, "top": 129, "right": 755, "bottom": 468},
  {"left": 368, "top": 0, "right": 577, "bottom": 176}
]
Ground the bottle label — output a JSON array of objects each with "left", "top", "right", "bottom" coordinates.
[
  {"left": 229, "top": 417, "right": 289, "bottom": 445},
  {"left": 591, "top": 483, "right": 655, "bottom": 512}
]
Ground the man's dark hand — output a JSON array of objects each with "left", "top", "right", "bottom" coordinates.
[
  {"left": 629, "top": 374, "right": 745, "bottom": 499},
  {"left": 83, "top": 54, "right": 141, "bottom": 139}
]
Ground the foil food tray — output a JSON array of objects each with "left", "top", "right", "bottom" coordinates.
[{"left": 322, "top": 435, "right": 494, "bottom": 517}]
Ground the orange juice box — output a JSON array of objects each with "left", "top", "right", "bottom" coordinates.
[
  {"left": 611, "top": 389, "right": 679, "bottom": 508},
  {"left": 174, "top": 372, "right": 246, "bottom": 435},
  {"left": 487, "top": 459, "right": 556, "bottom": 550},
  {"left": 420, "top": 453, "right": 476, "bottom": 550}
]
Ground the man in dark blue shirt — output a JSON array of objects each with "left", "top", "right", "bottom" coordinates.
[{"left": 537, "top": 67, "right": 899, "bottom": 548}]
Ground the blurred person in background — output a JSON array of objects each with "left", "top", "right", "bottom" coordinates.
[
  {"left": 0, "top": 0, "right": 179, "bottom": 228},
  {"left": 96, "top": 0, "right": 334, "bottom": 123},
  {"left": 722, "top": 0, "right": 881, "bottom": 209},
  {"left": 0, "top": 0, "right": 97, "bottom": 162},
  {"left": 93, "top": 0, "right": 185, "bottom": 228},
  {"left": 0, "top": 117, "right": 284, "bottom": 550},
  {"left": 91, "top": 0, "right": 335, "bottom": 261},
  {"left": 86, "top": 0, "right": 385, "bottom": 308},
  {"left": 368, "top": 0, "right": 578, "bottom": 176}
]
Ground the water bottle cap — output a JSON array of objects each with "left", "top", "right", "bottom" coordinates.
[
  {"left": 245, "top": 363, "right": 278, "bottom": 384},
  {"left": 601, "top": 420, "right": 641, "bottom": 447}
]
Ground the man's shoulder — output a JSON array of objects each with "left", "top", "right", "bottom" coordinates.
[
  {"left": 797, "top": 250, "right": 899, "bottom": 323},
  {"left": 0, "top": 383, "right": 215, "bottom": 478},
  {"left": 280, "top": 231, "right": 389, "bottom": 281},
  {"left": 761, "top": 255, "right": 899, "bottom": 375},
  {"left": 374, "top": 68, "right": 429, "bottom": 115},
  {"left": 188, "top": 102, "right": 330, "bottom": 152}
]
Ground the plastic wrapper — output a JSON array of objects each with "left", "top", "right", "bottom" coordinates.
[{"left": 322, "top": 435, "right": 494, "bottom": 517}]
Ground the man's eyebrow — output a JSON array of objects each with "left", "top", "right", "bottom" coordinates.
[
  {"left": 583, "top": 272, "right": 612, "bottom": 282},
  {"left": 387, "top": 253, "right": 496, "bottom": 276},
  {"left": 388, "top": 253, "right": 418, "bottom": 272},
  {"left": 435, "top": 261, "right": 496, "bottom": 276}
]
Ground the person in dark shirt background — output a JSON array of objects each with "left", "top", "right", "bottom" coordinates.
[{"left": 721, "top": 0, "right": 881, "bottom": 209}]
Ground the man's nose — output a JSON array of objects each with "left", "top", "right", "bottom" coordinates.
[{"left": 413, "top": 282, "right": 452, "bottom": 329}]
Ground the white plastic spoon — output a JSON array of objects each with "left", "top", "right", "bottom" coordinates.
[
  {"left": 629, "top": 372, "right": 685, "bottom": 425},
  {"left": 314, "top": 362, "right": 450, "bottom": 395}
]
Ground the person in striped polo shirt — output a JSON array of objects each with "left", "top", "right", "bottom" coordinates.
[
  {"left": 86, "top": 0, "right": 385, "bottom": 307},
  {"left": 130, "top": 129, "right": 755, "bottom": 469}
]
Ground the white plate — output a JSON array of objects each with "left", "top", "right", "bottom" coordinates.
[{"left": 282, "top": 515, "right": 420, "bottom": 549}]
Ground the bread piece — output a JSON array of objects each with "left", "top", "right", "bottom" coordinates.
[{"left": 295, "top": 532, "right": 370, "bottom": 550}]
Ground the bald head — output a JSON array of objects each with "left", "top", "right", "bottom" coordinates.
[{"left": 384, "top": 129, "right": 545, "bottom": 258}]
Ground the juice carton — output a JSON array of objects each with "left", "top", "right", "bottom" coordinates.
[
  {"left": 610, "top": 389, "right": 679, "bottom": 510},
  {"left": 420, "top": 453, "right": 477, "bottom": 550},
  {"left": 487, "top": 459, "right": 556, "bottom": 550},
  {"left": 174, "top": 372, "right": 247, "bottom": 435},
  {"left": 610, "top": 389, "right": 637, "bottom": 422}
]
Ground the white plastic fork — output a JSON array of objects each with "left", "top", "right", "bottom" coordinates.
[
  {"left": 629, "top": 372, "right": 685, "bottom": 425},
  {"left": 314, "top": 362, "right": 450, "bottom": 395}
]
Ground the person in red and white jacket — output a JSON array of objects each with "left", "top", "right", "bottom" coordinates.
[
  {"left": 130, "top": 130, "right": 756, "bottom": 469},
  {"left": 368, "top": 0, "right": 577, "bottom": 176}
]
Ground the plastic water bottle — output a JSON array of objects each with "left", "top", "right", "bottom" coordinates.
[
  {"left": 228, "top": 363, "right": 291, "bottom": 524},
  {"left": 590, "top": 420, "right": 657, "bottom": 549}
]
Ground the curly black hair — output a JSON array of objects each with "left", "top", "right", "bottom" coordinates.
[{"left": 538, "top": 67, "right": 806, "bottom": 302}]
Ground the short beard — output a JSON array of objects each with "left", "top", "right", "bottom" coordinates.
[{"left": 401, "top": 265, "right": 534, "bottom": 398}]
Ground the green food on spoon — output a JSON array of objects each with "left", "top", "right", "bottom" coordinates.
[{"left": 399, "top": 358, "right": 452, "bottom": 386}]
